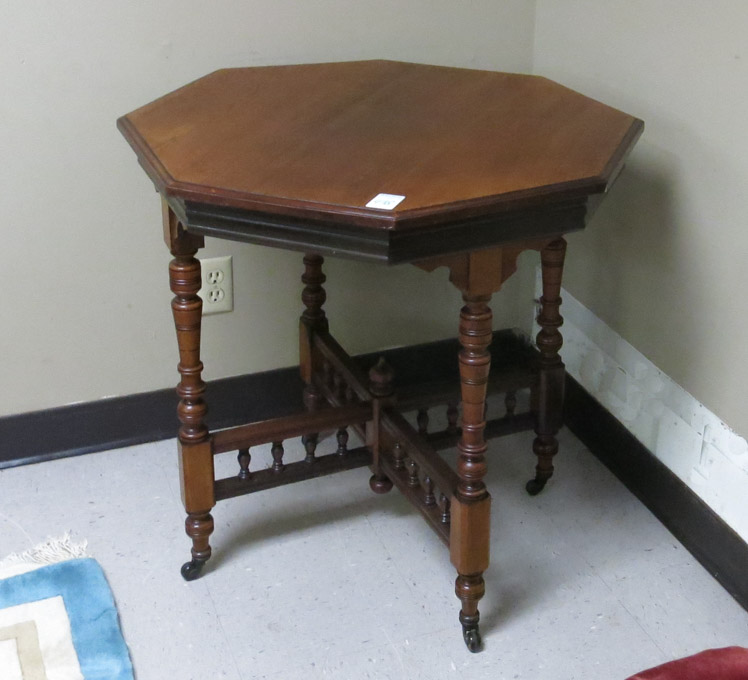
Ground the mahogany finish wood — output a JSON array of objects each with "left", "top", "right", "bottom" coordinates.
[
  {"left": 299, "top": 254, "right": 328, "bottom": 397},
  {"left": 164, "top": 205, "right": 214, "bottom": 582},
  {"left": 215, "top": 445, "right": 372, "bottom": 502},
  {"left": 368, "top": 357, "right": 396, "bottom": 494},
  {"left": 381, "top": 409, "right": 459, "bottom": 497},
  {"left": 427, "top": 412, "right": 536, "bottom": 452},
  {"left": 529, "top": 238, "right": 568, "bottom": 495},
  {"left": 448, "top": 256, "right": 502, "bottom": 652},
  {"left": 211, "top": 403, "right": 372, "bottom": 454},
  {"left": 378, "top": 448, "right": 451, "bottom": 545},
  {"left": 312, "top": 331, "right": 373, "bottom": 401},
  {"left": 119, "top": 60, "right": 642, "bottom": 652},
  {"left": 119, "top": 61, "right": 641, "bottom": 232}
]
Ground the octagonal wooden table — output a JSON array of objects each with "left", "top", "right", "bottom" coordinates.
[{"left": 118, "top": 60, "right": 642, "bottom": 652}]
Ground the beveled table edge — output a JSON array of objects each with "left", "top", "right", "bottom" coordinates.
[{"left": 117, "top": 115, "right": 643, "bottom": 235}]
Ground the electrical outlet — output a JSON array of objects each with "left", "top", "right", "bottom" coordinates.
[{"left": 198, "top": 256, "right": 233, "bottom": 314}]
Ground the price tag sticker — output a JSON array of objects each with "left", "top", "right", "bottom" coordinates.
[{"left": 365, "top": 193, "right": 405, "bottom": 210}]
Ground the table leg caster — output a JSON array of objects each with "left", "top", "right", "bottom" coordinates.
[
  {"left": 459, "top": 610, "right": 483, "bottom": 652},
  {"left": 369, "top": 474, "right": 393, "bottom": 494},
  {"left": 462, "top": 624, "right": 483, "bottom": 653},
  {"left": 525, "top": 478, "right": 547, "bottom": 496},
  {"left": 181, "top": 559, "right": 206, "bottom": 581}
]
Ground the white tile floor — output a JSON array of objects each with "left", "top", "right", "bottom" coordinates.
[{"left": 2, "top": 423, "right": 747, "bottom": 679}]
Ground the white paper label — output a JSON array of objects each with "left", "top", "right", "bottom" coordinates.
[{"left": 365, "top": 193, "right": 405, "bottom": 210}]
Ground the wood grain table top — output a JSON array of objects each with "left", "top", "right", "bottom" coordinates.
[{"left": 118, "top": 60, "right": 643, "bottom": 261}]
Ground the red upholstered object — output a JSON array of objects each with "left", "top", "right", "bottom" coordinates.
[{"left": 627, "top": 647, "right": 748, "bottom": 679}]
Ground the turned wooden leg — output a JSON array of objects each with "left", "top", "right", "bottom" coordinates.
[
  {"left": 450, "top": 293, "right": 493, "bottom": 653},
  {"left": 299, "top": 254, "right": 327, "bottom": 461},
  {"left": 165, "top": 205, "right": 215, "bottom": 580},
  {"left": 368, "top": 357, "right": 394, "bottom": 494},
  {"left": 528, "top": 238, "right": 567, "bottom": 496},
  {"left": 299, "top": 253, "right": 328, "bottom": 403}
]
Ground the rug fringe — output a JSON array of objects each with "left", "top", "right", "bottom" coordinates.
[{"left": 0, "top": 532, "right": 89, "bottom": 568}]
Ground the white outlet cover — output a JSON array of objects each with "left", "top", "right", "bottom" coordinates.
[{"left": 198, "top": 255, "right": 233, "bottom": 314}]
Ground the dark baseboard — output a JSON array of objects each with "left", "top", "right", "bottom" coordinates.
[
  {"left": 2, "top": 332, "right": 746, "bottom": 613},
  {"left": 0, "top": 369, "right": 307, "bottom": 469},
  {"left": 564, "top": 375, "right": 748, "bottom": 612},
  {"left": 0, "top": 330, "right": 529, "bottom": 469}
]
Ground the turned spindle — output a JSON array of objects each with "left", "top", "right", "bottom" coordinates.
[
  {"left": 336, "top": 427, "right": 349, "bottom": 456},
  {"left": 368, "top": 356, "right": 394, "bottom": 398},
  {"left": 440, "top": 494, "right": 451, "bottom": 524},
  {"left": 168, "top": 226, "right": 208, "bottom": 447},
  {"left": 392, "top": 442, "right": 406, "bottom": 470},
  {"left": 237, "top": 448, "right": 251, "bottom": 479},
  {"left": 303, "top": 434, "right": 318, "bottom": 463},
  {"left": 271, "top": 441, "right": 285, "bottom": 472},
  {"left": 301, "top": 254, "right": 327, "bottom": 328},
  {"left": 455, "top": 293, "right": 492, "bottom": 502},
  {"left": 423, "top": 476, "right": 436, "bottom": 506},
  {"left": 406, "top": 457, "right": 420, "bottom": 488}
]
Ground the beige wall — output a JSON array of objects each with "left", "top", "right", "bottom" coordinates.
[
  {"left": 1, "top": 1, "right": 537, "bottom": 417},
  {"left": 17, "top": 0, "right": 743, "bottom": 441},
  {"left": 534, "top": 0, "right": 748, "bottom": 438}
]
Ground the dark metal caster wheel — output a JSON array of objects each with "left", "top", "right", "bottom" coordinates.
[
  {"left": 462, "top": 625, "right": 483, "bottom": 653},
  {"left": 180, "top": 559, "right": 206, "bottom": 581},
  {"left": 369, "top": 474, "right": 393, "bottom": 494},
  {"left": 525, "top": 478, "right": 547, "bottom": 496}
]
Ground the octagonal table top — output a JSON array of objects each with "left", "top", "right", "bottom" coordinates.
[{"left": 118, "top": 60, "right": 642, "bottom": 262}]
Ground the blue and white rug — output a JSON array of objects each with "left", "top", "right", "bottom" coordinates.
[{"left": 0, "top": 535, "right": 133, "bottom": 680}]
